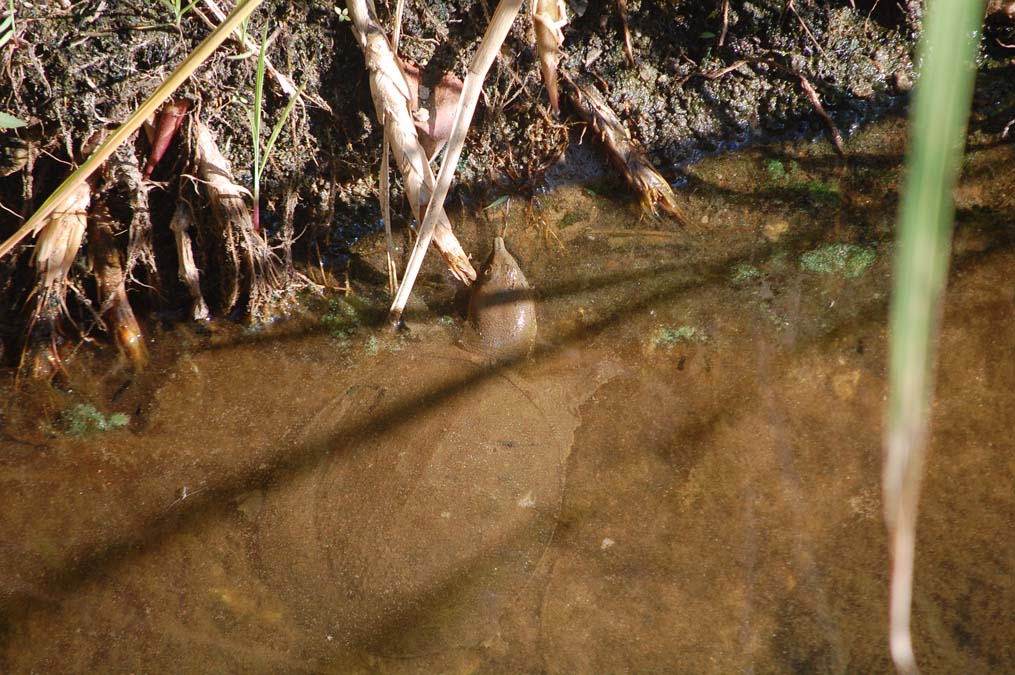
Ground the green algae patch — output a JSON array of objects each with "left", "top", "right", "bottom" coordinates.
[
  {"left": 646, "top": 325, "right": 708, "bottom": 352},
  {"left": 764, "top": 159, "right": 839, "bottom": 204},
  {"left": 65, "top": 404, "right": 129, "bottom": 435},
  {"left": 731, "top": 263, "right": 763, "bottom": 284},
  {"left": 766, "top": 159, "right": 789, "bottom": 181},
  {"left": 800, "top": 243, "right": 877, "bottom": 279}
]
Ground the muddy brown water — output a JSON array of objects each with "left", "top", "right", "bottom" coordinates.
[{"left": 2, "top": 117, "right": 1014, "bottom": 672}]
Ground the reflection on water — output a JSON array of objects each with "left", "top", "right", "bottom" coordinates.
[{"left": 2, "top": 117, "right": 1014, "bottom": 672}]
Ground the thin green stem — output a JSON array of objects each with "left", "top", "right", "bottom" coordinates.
[{"left": 884, "top": 2, "right": 985, "bottom": 673}]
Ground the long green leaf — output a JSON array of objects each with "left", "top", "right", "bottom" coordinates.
[
  {"left": 259, "top": 84, "right": 305, "bottom": 177},
  {"left": 252, "top": 22, "right": 268, "bottom": 201},
  {"left": 884, "top": 2, "right": 985, "bottom": 673}
]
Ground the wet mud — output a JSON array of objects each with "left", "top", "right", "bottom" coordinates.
[{"left": 2, "top": 117, "right": 1014, "bottom": 672}]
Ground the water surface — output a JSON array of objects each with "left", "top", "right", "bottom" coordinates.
[{"left": 1, "top": 117, "right": 1013, "bottom": 672}]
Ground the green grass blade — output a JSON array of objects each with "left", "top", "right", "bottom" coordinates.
[
  {"left": 251, "top": 22, "right": 268, "bottom": 198},
  {"left": 0, "top": 111, "right": 27, "bottom": 128},
  {"left": 885, "top": 2, "right": 985, "bottom": 673},
  {"left": 259, "top": 84, "right": 304, "bottom": 178}
]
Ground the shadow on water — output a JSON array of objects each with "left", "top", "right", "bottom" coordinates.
[
  {"left": 0, "top": 154, "right": 1005, "bottom": 593},
  {"left": 2, "top": 118, "right": 1015, "bottom": 671}
]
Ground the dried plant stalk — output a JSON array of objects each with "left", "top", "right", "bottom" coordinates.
[
  {"left": 345, "top": 0, "right": 476, "bottom": 286},
  {"left": 532, "top": 0, "right": 568, "bottom": 113},
  {"left": 33, "top": 181, "right": 90, "bottom": 289},
  {"left": 194, "top": 119, "right": 280, "bottom": 318},
  {"left": 387, "top": 0, "right": 524, "bottom": 326},
  {"left": 19, "top": 181, "right": 91, "bottom": 379},
  {"left": 168, "top": 200, "right": 210, "bottom": 320},
  {"left": 89, "top": 203, "right": 148, "bottom": 369},
  {"left": 566, "top": 76, "right": 687, "bottom": 224},
  {"left": 106, "top": 144, "right": 158, "bottom": 282},
  {"left": 616, "top": 0, "right": 635, "bottom": 65}
]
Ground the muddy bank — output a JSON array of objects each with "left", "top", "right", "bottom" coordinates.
[{"left": 0, "top": 0, "right": 938, "bottom": 366}]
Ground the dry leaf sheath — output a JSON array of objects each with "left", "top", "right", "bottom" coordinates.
[
  {"left": 532, "top": 0, "right": 568, "bottom": 113},
  {"left": 566, "top": 76, "right": 687, "bottom": 224},
  {"left": 168, "top": 201, "right": 210, "bottom": 320},
  {"left": 345, "top": 0, "right": 476, "bottom": 286},
  {"left": 194, "top": 119, "right": 280, "bottom": 318},
  {"left": 33, "top": 181, "right": 90, "bottom": 288}
]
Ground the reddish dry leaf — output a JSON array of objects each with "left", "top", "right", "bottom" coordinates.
[
  {"left": 143, "top": 99, "right": 189, "bottom": 179},
  {"left": 402, "top": 62, "right": 464, "bottom": 160}
]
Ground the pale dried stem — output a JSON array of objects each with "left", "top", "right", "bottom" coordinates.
[
  {"left": 168, "top": 200, "right": 210, "bottom": 320},
  {"left": 380, "top": 136, "right": 398, "bottom": 296},
  {"left": 33, "top": 181, "right": 89, "bottom": 289},
  {"left": 346, "top": 0, "right": 476, "bottom": 294},
  {"left": 885, "top": 424, "right": 922, "bottom": 675},
  {"left": 533, "top": 0, "right": 568, "bottom": 113},
  {"left": 194, "top": 119, "right": 280, "bottom": 318},
  {"left": 565, "top": 76, "right": 687, "bottom": 224},
  {"left": 386, "top": 0, "right": 525, "bottom": 326},
  {"left": 380, "top": 0, "right": 406, "bottom": 297}
]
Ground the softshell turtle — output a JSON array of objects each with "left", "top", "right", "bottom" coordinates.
[
  {"left": 467, "top": 236, "right": 537, "bottom": 357},
  {"left": 255, "top": 339, "right": 611, "bottom": 658}
]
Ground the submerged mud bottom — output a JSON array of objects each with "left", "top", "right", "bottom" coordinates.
[{"left": 2, "top": 117, "right": 1014, "bottom": 672}]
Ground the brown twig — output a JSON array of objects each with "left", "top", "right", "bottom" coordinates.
[
  {"left": 719, "top": 0, "right": 730, "bottom": 47},
  {"left": 616, "top": 0, "right": 635, "bottom": 66},
  {"left": 564, "top": 73, "right": 687, "bottom": 224},
  {"left": 786, "top": 0, "right": 826, "bottom": 57},
  {"left": 796, "top": 74, "right": 846, "bottom": 155}
]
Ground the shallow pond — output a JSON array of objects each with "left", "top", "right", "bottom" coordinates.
[{"left": 1, "top": 116, "right": 1013, "bottom": 672}]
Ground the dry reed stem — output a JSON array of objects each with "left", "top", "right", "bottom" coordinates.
[
  {"left": 168, "top": 200, "right": 210, "bottom": 320},
  {"left": 380, "top": 0, "right": 406, "bottom": 297},
  {"left": 565, "top": 76, "right": 687, "bottom": 224},
  {"left": 0, "top": 0, "right": 264, "bottom": 261},
  {"left": 89, "top": 203, "right": 149, "bottom": 369},
  {"left": 533, "top": 0, "right": 568, "bottom": 113},
  {"left": 33, "top": 181, "right": 89, "bottom": 289},
  {"left": 387, "top": 0, "right": 525, "bottom": 326},
  {"left": 345, "top": 0, "right": 476, "bottom": 289}
]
